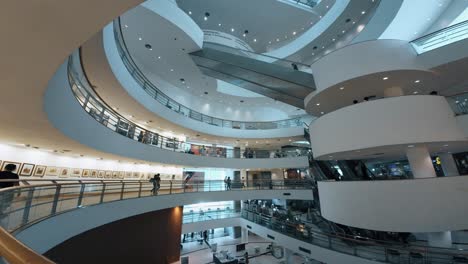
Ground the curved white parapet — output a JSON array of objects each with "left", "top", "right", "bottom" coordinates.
[
  {"left": 318, "top": 176, "right": 468, "bottom": 232},
  {"left": 309, "top": 95, "right": 466, "bottom": 159},
  {"left": 308, "top": 39, "right": 424, "bottom": 93},
  {"left": 305, "top": 37, "right": 468, "bottom": 115},
  {"left": 15, "top": 189, "right": 312, "bottom": 254},
  {"left": 44, "top": 61, "right": 309, "bottom": 169},
  {"left": 101, "top": 24, "right": 306, "bottom": 139}
]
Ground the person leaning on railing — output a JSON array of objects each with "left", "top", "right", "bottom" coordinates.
[{"left": 0, "top": 164, "right": 20, "bottom": 216}]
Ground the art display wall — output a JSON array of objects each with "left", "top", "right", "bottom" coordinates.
[{"left": 0, "top": 143, "right": 183, "bottom": 180}]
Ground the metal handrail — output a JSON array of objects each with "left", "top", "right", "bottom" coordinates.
[
  {"left": 68, "top": 52, "right": 311, "bottom": 159},
  {"left": 113, "top": 18, "right": 307, "bottom": 130},
  {"left": 242, "top": 209, "right": 468, "bottom": 263},
  {"left": 0, "top": 179, "right": 308, "bottom": 263}
]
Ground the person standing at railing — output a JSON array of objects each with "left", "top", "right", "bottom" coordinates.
[
  {"left": 226, "top": 177, "right": 232, "bottom": 190},
  {"left": 0, "top": 164, "right": 19, "bottom": 189},
  {"left": 0, "top": 164, "right": 20, "bottom": 216},
  {"left": 137, "top": 131, "right": 144, "bottom": 142},
  {"left": 150, "top": 173, "right": 161, "bottom": 195}
]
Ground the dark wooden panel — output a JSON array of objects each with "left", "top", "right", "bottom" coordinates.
[{"left": 45, "top": 207, "right": 183, "bottom": 264}]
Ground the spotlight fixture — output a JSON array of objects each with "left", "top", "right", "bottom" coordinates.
[{"left": 145, "top": 44, "right": 152, "bottom": 50}]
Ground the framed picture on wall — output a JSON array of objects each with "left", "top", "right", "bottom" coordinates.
[
  {"left": 33, "top": 165, "right": 46, "bottom": 177},
  {"left": 90, "top": 170, "right": 98, "bottom": 178},
  {"left": 133, "top": 171, "right": 140, "bottom": 178},
  {"left": 58, "top": 167, "right": 69, "bottom": 178},
  {"left": 98, "top": 171, "right": 105, "bottom": 178},
  {"left": 105, "top": 171, "right": 112, "bottom": 178},
  {"left": 1, "top": 161, "right": 21, "bottom": 174},
  {"left": 45, "top": 166, "right": 59, "bottom": 176},
  {"left": 71, "top": 168, "right": 82, "bottom": 177},
  {"left": 82, "top": 169, "right": 90, "bottom": 178},
  {"left": 125, "top": 171, "right": 132, "bottom": 178},
  {"left": 112, "top": 171, "right": 118, "bottom": 178},
  {"left": 118, "top": 171, "right": 125, "bottom": 178},
  {"left": 19, "top": 163, "right": 35, "bottom": 176}
]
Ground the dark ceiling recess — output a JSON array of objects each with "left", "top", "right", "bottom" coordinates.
[
  {"left": 145, "top": 44, "right": 152, "bottom": 49},
  {"left": 205, "top": 12, "right": 210, "bottom": 17},
  {"left": 180, "top": 78, "right": 185, "bottom": 83},
  {"left": 313, "top": 46, "right": 317, "bottom": 50},
  {"left": 244, "top": 30, "right": 249, "bottom": 34},
  {"left": 345, "top": 18, "right": 351, "bottom": 23},
  {"left": 204, "top": 91, "right": 208, "bottom": 94},
  {"left": 240, "top": 100, "right": 244, "bottom": 103}
]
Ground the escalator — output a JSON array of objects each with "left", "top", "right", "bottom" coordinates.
[{"left": 190, "top": 43, "right": 316, "bottom": 108}]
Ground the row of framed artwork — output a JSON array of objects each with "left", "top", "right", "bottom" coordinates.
[{"left": 0, "top": 160, "right": 151, "bottom": 179}]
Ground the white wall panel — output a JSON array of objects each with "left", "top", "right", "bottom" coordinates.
[
  {"left": 318, "top": 176, "right": 468, "bottom": 232},
  {"left": 309, "top": 95, "right": 465, "bottom": 158}
]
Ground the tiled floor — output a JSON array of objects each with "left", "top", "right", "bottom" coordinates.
[{"left": 178, "top": 233, "right": 310, "bottom": 264}]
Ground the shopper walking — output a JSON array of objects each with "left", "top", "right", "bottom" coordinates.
[{"left": 226, "top": 177, "right": 232, "bottom": 190}]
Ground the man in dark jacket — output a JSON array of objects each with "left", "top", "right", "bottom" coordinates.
[{"left": 0, "top": 164, "right": 19, "bottom": 188}]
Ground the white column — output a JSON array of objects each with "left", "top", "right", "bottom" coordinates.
[
  {"left": 241, "top": 227, "right": 249, "bottom": 243},
  {"left": 428, "top": 231, "right": 452, "bottom": 247},
  {"left": 383, "top": 86, "right": 404, "bottom": 97},
  {"left": 439, "top": 153, "right": 459, "bottom": 176},
  {"left": 281, "top": 248, "right": 294, "bottom": 264},
  {"left": 406, "top": 146, "right": 437, "bottom": 178}
]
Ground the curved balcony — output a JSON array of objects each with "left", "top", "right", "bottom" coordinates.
[
  {"left": 318, "top": 176, "right": 468, "bottom": 233},
  {"left": 112, "top": 19, "right": 306, "bottom": 131},
  {"left": 63, "top": 55, "right": 309, "bottom": 168},
  {"left": 0, "top": 179, "right": 311, "bottom": 256}
]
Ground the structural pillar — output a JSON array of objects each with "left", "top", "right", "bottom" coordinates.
[
  {"left": 281, "top": 248, "right": 294, "bottom": 264},
  {"left": 241, "top": 227, "right": 249, "bottom": 243},
  {"left": 428, "top": 232, "right": 452, "bottom": 248},
  {"left": 407, "top": 146, "right": 452, "bottom": 246},
  {"left": 439, "top": 153, "right": 459, "bottom": 176},
  {"left": 406, "top": 146, "right": 437, "bottom": 179},
  {"left": 383, "top": 86, "right": 404, "bottom": 98}
]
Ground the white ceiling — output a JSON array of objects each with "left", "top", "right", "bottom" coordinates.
[
  {"left": 120, "top": 5, "right": 306, "bottom": 121},
  {"left": 176, "top": 0, "right": 331, "bottom": 53},
  {"left": 81, "top": 31, "right": 306, "bottom": 148}
]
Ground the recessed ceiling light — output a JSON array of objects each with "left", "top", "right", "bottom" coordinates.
[
  {"left": 332, "top": 38, "right": 335, "bottom": 42},
  {"left": 268, "top": 41, "right": 272, "bottom": 44},
  {"left": 157, "top": 56, "right": 161, "bottom": 59},
  {"left": 443, "top": 144, "right": 449, "bottom": 147},
  {"left": 382, "top": 77, "right": 389, "bottom": 80},
  {"left": 326, "top": 5, "right": 329, "bottom": 8},
  {"left": 361, "top": 11, "right": 366, "bottom": 14},
  {"left": 231, "top": 28, "right": 235, "bottom": 32},
  {"left": 316, "top": 103, "right": 320, "bottom": 106},
  {"left": 408, "top": 145, "right": 414, "bottom": 148},
  {"left": 352, "top": 21, "right": 356, "bottom": 24},
  {"left": 218, "top": 23, "right": 221, "bottom": 26},
  {"left": 339, "top": 87, "right": 344, "bottom": 90},
  {"left": 188, "top": 11, "right": 192, "bottom": 15},
  {"left": 276, "top": 38, "right": 279, "bottom": 42},
  {"left": 293, "top": 31, "right": 297, "bottom": 35},
  {"left": 342, "top": 30, "right": 345, "bottom": 33},
  {"left": 204, "top": 16, "right": 208, "bottom": 21},
  {"left": 253, "top": 39, "right": 257, "bottom": 42},
  {"left": 321, "top": 112, "right": 324, "bottom": 114},
  {"left": 124, "top": 24, "right": 128, "bottom": 28},
  {"left": 456, "top": 100, "right": 460, "bottom": 103},
  {"left": 138, "top": 37, "right": 142, "bottom": 41},
  {"left": 414, "top": 80, "right": 420, "bottom": 83},
  {"left": 413, "top": 91, "right": 418, "bottom": 94},
  {"left": 170, "top": 69, "right": 174, "bottom": 72}
]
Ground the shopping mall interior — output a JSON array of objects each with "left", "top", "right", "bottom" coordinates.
[{"left": 1, "top": 0, "right": 468, "bottom": 263}]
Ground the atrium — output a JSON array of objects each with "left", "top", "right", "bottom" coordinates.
[{"left": 0, "top": 0, "right": 468, "bottom": 263}]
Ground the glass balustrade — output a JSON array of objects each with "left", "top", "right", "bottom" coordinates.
[
  {"left": 182, "top": 209, "right": 240, "bottom": 224},
  {"left": 68, "top": 53, "right": 310, "bottom": 159},
  {"left": 446, "top": 92, "right": 468, "bottom": 116},
  {"left": 411, "top": 20, "right": 468, "bottom": 54},
  {"left": 112, "top": 19, "right": 306, "bottom": 130},
  {"left": 241, "top": 209, "right": 468, "bottom": 264},
  {"left": 0, "top": 179, "right": 310, "bottom": 233}
]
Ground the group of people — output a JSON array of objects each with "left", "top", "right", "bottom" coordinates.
[{"left": 243, "top": 148, "right": 256, "bottom": 159}]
